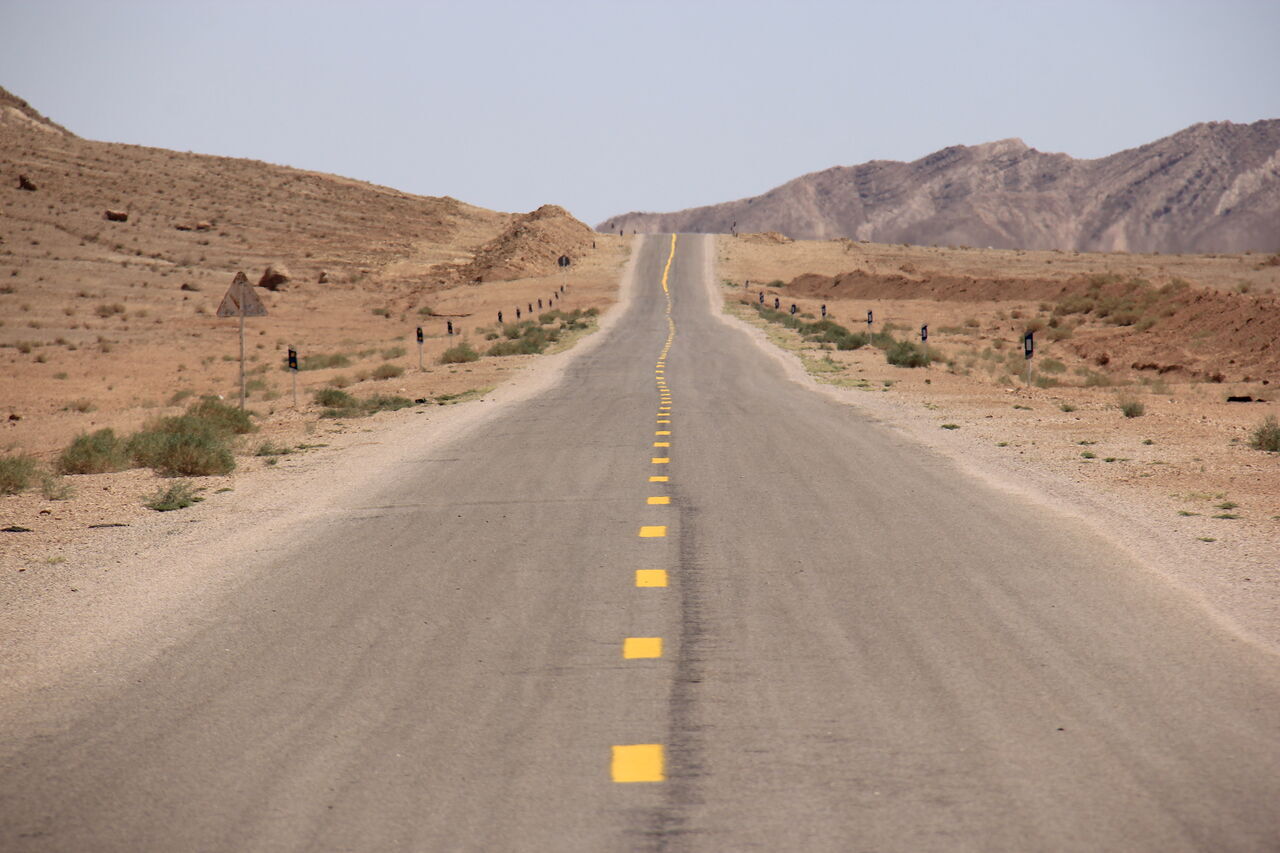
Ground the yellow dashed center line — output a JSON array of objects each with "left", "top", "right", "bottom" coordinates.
[
  {"left": 623, "top": 637, "right": 663, "bottom": 659},
  {"left": 647, "top": 496, "right": 670, "bottom": 505},
  {"left": 651, "top": 457, "right": 670, "bottom": 464},
  {"left": 655, "top": 430, "right": 670, "bottom": 436},
  {"left": 649, "top": 475, "right": 669, "bottom": 482},
  {"left": 612, "top": 744, "right": 664, "bottom": 782},
  {"left": 638, "top": 525, "right": 667, "bottom": 538},
  {"left": 635, "top": 569, "right": 668, "bottom": 587}
]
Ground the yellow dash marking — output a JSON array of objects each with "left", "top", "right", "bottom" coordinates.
[
  {"left": 612, "top": 744, "right": 664, "bottom": 782},
  {"left": 648, "top": 475, "right": 669, "bottom": 482},
  {"left": 623, "top": 637, "right": 663, "bottom": 659},
  {"left": 635, "top": 569, "right": 668, "bottom": 587},
  {"left": 651, "top": 458, "right": 670, "bottom": 465},
  {"left": 653, "top": 442, "right": 670, "bottom": 448},
  {"left": 647, "top": 496, "right": 670, "bottom": 505},
  {"left": 638, "top": 525, "right": 667, "bottom": 538},
  {"left": 655, "top": 430, "right": 670, "bottom": 436},
  {"left": 659, "top": 234, "right": 677, "bottom": 295}
]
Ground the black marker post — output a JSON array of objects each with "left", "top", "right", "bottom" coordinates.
[
  {"left": 1024, "top": 330, "right": 1035, "bottom": 386},
  {"left": 416, "top": 326, "right": 424, "bottom": 371},
  {"left": 287, "top": 346, "right": 298, "bottom": 407}
]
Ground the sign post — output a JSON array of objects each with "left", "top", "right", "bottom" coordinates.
[
  {"left": 416, "top": 326, "right": 424, "bottom": 371},
  {"left": 1024, "top": 330, "right": 1035, "bottom": 386},
  {"left": 921, "top": 323, "right": 928, "bottom": 344},
  {"left": 216, "top": 271, "right": 268, "bottom": 410},
  {"left": 287, "top": 347, "right": 298, "bottom": 406},
  {"left": 867, "top": 309, "right": 874, "bottom": 338}
]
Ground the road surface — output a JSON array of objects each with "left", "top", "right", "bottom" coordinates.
[{"left": 2, "top": 234, "right": 1278, "bottom": 851}]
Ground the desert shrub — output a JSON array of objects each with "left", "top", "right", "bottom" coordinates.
[
  {"left": 127, "top": 416, "right": 235, "bottom": 476},
  {"left": 58, "top": 428, "right": 130, "bottom": 474},
  {"left": 319, "top": 393, "right": 414, "bottom": 418},
  {"left": 255, "top": 441, "right": 292, "bottom": 457},
  {"left": 295, "top": 352, "right": 351, "bottom": 371},
  {"left": 1249, "top": 416, "right": 1280, "bottom": 452},
  {"left": 381, "top": 346, "right": 406, "bottom": 360},
  {"left": 314, "top": 388, "right": 355, "bottom": 408},
  {"left": 144, "top": 480, "right": 203, "bottom": 511},
  {"left": 1054, "top": 295, "right": 1096, "bottom": 316},
  {"left": 885, "top": 340, "right": 931, "bottom": 368},
  {"left": 0, "top": 454, "right": 38, "bottom": 494},
  {"left": 1118, "top": 398, "right": 1146, "bottom": 418},
  {"left": 40, "top": 473, "right": 73, "bottom": 500},
  {"left": 1078, "top": 369, "right": 1112, "bottom": 387},
  {"left": 186, "top": 395, "right": 255, "bottom": 434},
  {"left": 1047, "top": 326, "right": 1073, "bottom": 341},
  {"left": 440, "top": 342, "right": 480, "bottom": 364},
  {"left": 372, "top": 363, "right": 404, "bottom": 380},
  {"left": 836, "top": 333, "right": 868, "bottom": 350},
  {"left": 1039, "top": 358, "right": 1066, "bottom": 374},
  {"left": 488, "top": 325, "right": 557, "bottom": 356}
]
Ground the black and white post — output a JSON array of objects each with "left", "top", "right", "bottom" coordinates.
[{"left": 1024, "top": 330, "right": 1035, "bottom": 386}]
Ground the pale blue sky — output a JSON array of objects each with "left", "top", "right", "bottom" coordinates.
[{"left": 3, "top": 0, "right": 1277, "bottom": 225}]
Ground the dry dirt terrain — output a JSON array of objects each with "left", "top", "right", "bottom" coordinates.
[
  {"left": 717, "top": 233, "right": 1279, "bottom": 646},
  {"left": 0, "top": 88, "right": 627, "bottom": 568}
]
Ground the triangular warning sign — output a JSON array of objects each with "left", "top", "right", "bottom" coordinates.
[{"left": 217, "top": 271, "right": 268, "bottom": 318}]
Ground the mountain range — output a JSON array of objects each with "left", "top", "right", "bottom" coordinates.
[{"left": 598, "top": 121, "right": 1280, "bottom": 253}]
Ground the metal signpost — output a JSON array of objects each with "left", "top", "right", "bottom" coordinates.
[
  {"left": 921, "top": 323, "right": 928, "bottom": 344},
  {"left": 1024, "top": 330, "right": 1035, "bottom": 386},
  {"left": 287, "top": 347, "right": 298, "bottom": 406},
  {"left": 216, "top": 271, "right": 268, "bottom": 410},
  {"left": 416, "top": 326, "right": 424, "bottom": 371},
  {"left": 821, "top": 304, "right": 827, "bottom": 319},
  {"left": 867, "top": 309, "right": 874, "bottom": 337}
]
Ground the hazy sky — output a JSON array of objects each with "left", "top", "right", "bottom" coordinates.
[{"left": 3, "top": 0, "right": 1278, "bottom": 225}]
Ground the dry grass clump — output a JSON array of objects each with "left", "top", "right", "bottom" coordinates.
[
  {"left": 1250, "top": 415, "right": 1280, "bottom": 452},
  {"left": 57, "top": 428, "right": 130, "bottom": 474}
]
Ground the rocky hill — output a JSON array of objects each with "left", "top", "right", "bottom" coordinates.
[{"left": 600, "top": 121, "right": 1280, "bottom": 253}]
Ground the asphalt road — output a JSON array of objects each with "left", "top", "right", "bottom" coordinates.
[{"left": 2, "top": 235, "right": 1279, "bottom": 852}]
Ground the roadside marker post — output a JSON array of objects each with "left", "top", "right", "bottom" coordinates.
[
  {"left": 416, "top": 326, "right": 424, "bottom": 371},
  {"left": 821, "top": 304, "right": 827, "bottom": 319},
  {"left": 447, "top": 320, "right": 454, "bottom": 336},
  {"left": 1024, "top": 330, "right": 1035, "bottom": 386},
  {"left": 216, "top": 271, "right": 268, "bottom": 411},
  {"left": 921, "top": 323, "right": 928, "bottom": 344},
  {"left": 287, "top": 347, "right": 298, "bottom": 406},
  {"left": 790, "top": 303, "right": 797, "bottom": 315},
  {"left": 774, "top": 297, "right": 780, "bottom": 310},
  {"left": 867, "top": 309, "right": 874, "bottom": 338},
  {"left": 759, "top": 291, "right": 764, "bottom": 305}
]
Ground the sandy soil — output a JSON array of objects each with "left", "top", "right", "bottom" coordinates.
[
  {"left": 715, "top": 234, "right": 1279, "bottom": 652},
  {"left": 0, "top": 238, "right": 642, "bottom": 697}
]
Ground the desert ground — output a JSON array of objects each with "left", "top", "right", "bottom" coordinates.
[
  {"left": 1, "top": 104, "right": 628, "bottom": 567},
  {"left": 717, "top": 233, "right": 1279, "bottom": 642}
]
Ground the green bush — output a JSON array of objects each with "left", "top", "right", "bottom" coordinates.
[
  {"left": 1249, "top": 415, "right": 1280, "bottom": 452},
  {"left": 835, "top": 333, "right": 868, "bottom": 350},
  {"left": 885, "top": 340, "right": 931, "bottom": 368},
  {"left": 1118, "top": 398, "right": 1146, "bottom": 418},
  {"left": 440, "top": 342, "right": 480, "bottom": 364},
  {"left": 127, "top": 416, "right": 235, "bottom": 476},
  {"left": 372, "top": 363, "right": 404, "bottom": 380},
  {"left": 186, "top": 396, "right": 255, "bottom": 434},
  {"left": 144, "top": 480, "right": 203, "bottom": 511},
  {"left": 295, "top": 352, "right": 351, "bottom": 371},
  {"left": 317, "top": 390, "right": 414, "bottom": 418},
  {"left": 58, "top": 428, "right": 130, "bottom": 474},
  {"left": 314, "top": 388, "right": 355, "bottom": 408},
  {"left": 0, "top": 454, "right": 38, "bottom": 495}
]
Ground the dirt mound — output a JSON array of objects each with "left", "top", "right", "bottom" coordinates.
[
  {"left": 432, "top": 204, "right": 596, "bottom": 284},
  {"left": 785, "top": 268, "right": 1280, "bottom": 383},
  {"left": 741, "top": 231, "right": 793, "bottom": 245},
  {"left": 0, "top": 86, "right": 76, "bottom": 136}
]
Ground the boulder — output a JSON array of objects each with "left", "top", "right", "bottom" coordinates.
[
  {"left": 317, "top": 270, "right": 329, "bottom": 284},
  {"left": 258, "top": 264, "right": 291, "bottom": 291},
  {"left": 104, "top": 209, "right": 128, "bottom": 222},
  {"left": 17, "top": 174, "right": 36, "bottom": 191}
]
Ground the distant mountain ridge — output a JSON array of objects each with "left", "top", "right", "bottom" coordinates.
[{"left": 599, "top": 121, "right": 1280, "bottom": 253}]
